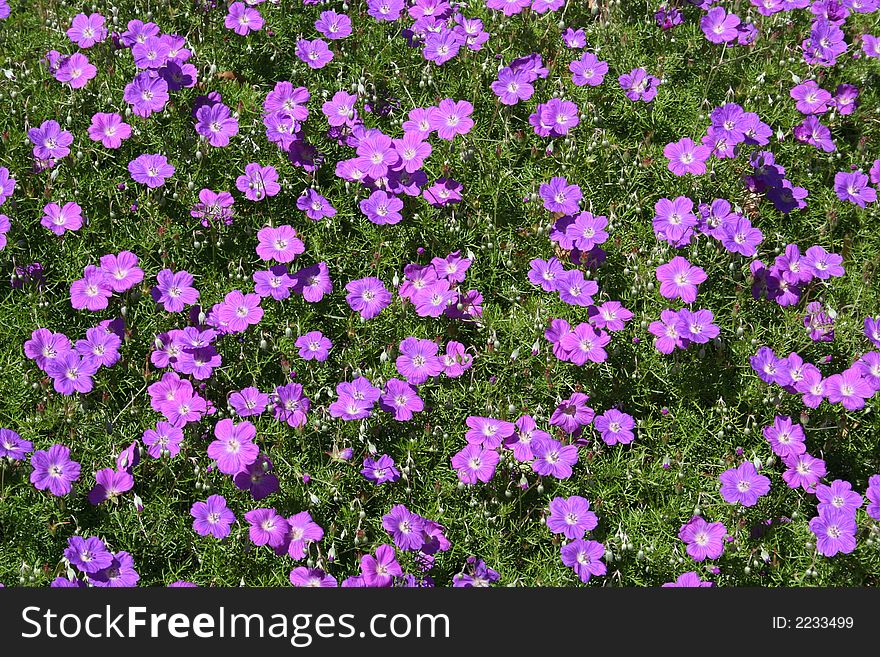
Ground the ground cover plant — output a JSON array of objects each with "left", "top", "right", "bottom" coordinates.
[{"left": 0, "top": 0, "right": 879, "bottom": 588}]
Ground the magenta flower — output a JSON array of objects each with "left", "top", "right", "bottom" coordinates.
[
  {"left": 451, "top": 444, "right": 499, "bottom": 484},
  {"left": 66, "top": 13, "right": 107, "bottom": 48},
  {"left": 236, "top": 163, "right": 280, "bottom": 201},
  {"left": 297, "top": 189, "right": 337, "bottom": 221},
  {"left": 491, "top": 67, "right": 534, "bottom": 105},
  {"left": 824, "top": 367, "right": 874, "bottom": 410},
  {"left": 549, "top": 392, "right": 594, "bottom": 434},
  {"left": 295, "top": 38, "right": 334, "bottom": 69},
  {"left": 191, "top": 495, "right": 235, "bottom": 539},
  {"left": 30, "top": 444, "right": 81, "bottom": 496},
  {"left": 273, "top": 382, "right": 310, "bottom": 428},
  {"left": 619, "top": 67, "right": 660, "bottom": 102},
  {"left": 569, "top": 52, "right": 608, "bottom": 87},
  {"left": 244, "top": 508, "right": 289, "bottom": 548},
  {"left": 142, "top": 421, "right": 184, "bottom": 458},
  {"left": 207, "top": 419, "right": 259, "bottom": 475},
  {"left": 152, "top": 269, "right": 199, "bottom": 313},
  {"left": 217, "top": 290, "right": 264, "bottom": 333},
  {"left": 70, "top": 265, "right": 112, "bottom": 311},
  {"left": 225, "top": 2, "right": 263, "bottom": 35},
  {"left": 559, "top": 322, "right": 610, "bottom": 365},
  {"left": 87, "top": 112, "right": 131, "bottom": 149},
  {"left": 593, "top": 409, "right": 636, "bottom": 445},
  {"left": 360, "top": 544, "right": 402, "bottom": 587},
  {"left": 99, "top": 251, "right": 143, "bottom": 293},
  {"left": 547, "top": 496, "right": 598, "bottom": 540},
  {"left": 423, "top": 29, "right": 463, "bottom": 66},
  {"left": 41, "top": 201, "right": 83, "bottom": 235},
  {"left": 382, "top": 504, "right": 426, "bottom": 551},
  {"left": 762, "top": 416, "right": 807, "bottom": 459},
  {"left": 465, "top": 416, "right": 516, "bottom": 449},
  {"left": 675, "top": 308, "right": 720, "bottom": 344},
  {"left": 662, "top": 572, "right": 713, "bottom": 587},
  {"left": 0, "top": 166, "right": 15, "bottom": 205},
  {"left": 361, "top": 454, "right": 401, "bottom": 485},
  {"left": 395, "top": 337, "right": 443, "bottom": 385},
  {"left": 295, "top": 331, "right": 332, "bottom": 362},
  {"left": 123, "top": 73, "right": 169, "bottom": 117},
  {"left": 655, "top": 256, "right": 708, "bottom": 304},
  {"left": 346, "top": 276, "right": 392, "bottom": 319},
  {"left": 360, "top": 190, "right": 404, "bottom": 225},
  {"left": 315, "top": 10, "right": 352, "bottom": 40},
  {"left": 379, "top": 378, "right": 424, "bottom": 421},
  {"left": 290, "top": 567, "right": 337, "bottom": 587},
  {"left": 55, "top": 52, "right": 97, "bottom": 89},
  {"left": 531, "top": 437, "right": 578, "bottom": 479},
  {"left": 88, "top": 468, "right": 134, "bottom": 505},
  {"left": 782, "top": 452, "right": 827, "bottom": 491},
  {"left": 653, "top": 196, "right": 697, "bottom": 247},
  {"left": 719, "top": 462, "right": 771, "bottom": 507},
  {"left": 428, "top": 99, "right": 474, "bottom": 140},
  {"left": 790, "top": 80, "right": 831, "bottom": 115},
  {"left": 128, "top": 153, "right": 175, "bottom": 188},
  {"left": 560, "top": 539, "right": 606, "bottom": 583},
  {"left": 816, "top": 480, "right": 864, "bottom": 516},
  {"left": 280, "top": 511, "right": 324, "bottom": 560},
  {"left": 866, "top": 475, "right": 880, "bottom": 521},
  {"left": 664, "top": 137, "right": 711, "bottom": 176},
  {"left": 678, "top": 516, "right": 726, "bottom": 561},
  {"left": 256, "top": 225, "right": 305, "bottom": 263},
  {"left": 0, "top": 429, "right": 32, "bottom": 461},
  {"left": 88, "top": 551, "right": 139, "bottom": 587}
]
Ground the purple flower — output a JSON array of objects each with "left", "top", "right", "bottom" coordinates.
[
  {"left": 322, "top": 90, "right": 358, "bottom": 127},
  {"left": 89, "top": 551, "right": 140, "bottom": 587},
  {"left": 207, "top": 419, "right": 259, "bottom": 475},
  {"left": 315, "top": 10, "right": 352, "bottom": 40},
  {"left": 809, "top": 509, "right": 857, "bottom": 557},
  {"left": 834, "top": 171, "right": 877, "bottom": 208},
  {"left": 531, "top": 437, "right": 578, "bottom": 479},
  {"left": 0, "top": 429, "right": 32, "bottom": 461},
  {"left": 123, "top": 73, "right": 169, "bottom": 117},
  {"left": 142, "top": 421, "right": 184, "bottom": 458},
  {"left": 560, "top": 322, "right": 610, "bottom": 365},
  {"left": 67, "top": 12, "right": 107, "bottom": 48},
  {"left": 866, "top": 475, "right": 880, "bottom": 521},
  {"left": 234, "top": 455, "right": 280, "bottom": 501},
  {"left": 664, "top": 137, "right": 711, "bottom": 176},
  {"left": 570, "top": 52, "right": 608, "bottom": 87},
  {"left": 191, "top": 189, "right": 234, "bottom": 226},
  {"left": 619, "top": 68, "right": 660, "bottom": 102},
  {"left": 55, "top": 52, "right": 96, "bottom": 89},
  {"left": 253, "top": 265, "right": 294, "bottom": 301},
  {"left": 379, "top": 379, "right": 424, "bottom": 421},
  {"left": 30, "top": 444, "right": 81, "bottom": 496},
  {"left": 152, "top": 269, "right": 199, "bottom": 313},
  {"left": 547, "top": 496, "right": 598, "bottom": 540},
  {"left": 0, "top": 166, "right": 15, "bottom": 206},
  {"left": 360, "top": 190, "right": 404, "bottom": 225},
  {"left": 296, "top": 331, "right": 332, "bottom": 362},
  {"left": 279, "top": 511, "right": 324, "bottom": 560},
  {"left": 191, "top": 495, "right": 235, "bottom": 539},
  {"left": 296, "top": 38, "right": 334, "bottom": 69},
  {"left": 88, "top": 468, "right": 134, "bottom": 505},
  {"left": 528, "top": 257, "right": 565, "bottom": 292},
  {"left": 28, "top": 120, "right": 73, "bottom": 161},
  {"left": 393, "top": 132, "right": 432, "bottom": 173},
  {"left": 560, "top": 539, "right": 606, "bottom": 583},
  {"left": 593, "top": 409, "right": 635, "bottom": 446},
  {"left": 40, "top": 201, "right": 83, "bottom": 235},
  {"left": 292, "top": 262, "right": 333, "bottom": 302},
  {"left": 382, "top": 504, "right": 426, "bottom": 551},
  {"left": 452, "top": 557, "right": 499, "bottom": 587},
  {"left": 273, "top": 382, "right": 310, "bottom": 428},
  {"left": 297, "top": 189, "right": 337, "bottom": 221},
  {"left": 589, "top": 301, "right": 633, "bottom": 332},
  {"left": 256, "top": 225, "right": 305, "bottom": 263},
  {"left": 64, "top": 536, "right": 112, "bottom": 574},
  {"left": 662, "top": 571, "right": 713, "bottom": 587},
  {"left": 701, "top": 6, "right": 740, "bottom": 43},
  {"left": 549, "top": 392, "right": 594, "bottom": 434},
  {"left": 99, "top": 250, "right": 143, "bottom": 293},
  {"left": 763, "top": 416, "right": 807, "bottom": 459},
  {"left": 491, "top": 67, "right": 534, "bottom": 105},
  {"left": 782, "top": 452, "right": 827, "bottom": 492},
  {"left": 361, "top": 454, "right": 401, "bottom": 485},
  {"left": 556, "top": 270, "right": 598, "bottom": 307},
  {"left": 195, "top": 102, "right": 239, "bottom": 148},
  {"left": 290, "top": 567, "right": 337, "bottom": 587},
  {"left": 360, "top": 544, "right": 402, "bottom": 587},
  {"left": 128, "top": 153, "right": 175, "bottom": 188},
  {"left": 396, "top": 337, "right": 442, "bottom": 385},
  {"left": 655, "top": 256, "right": 708, "bottom": 304},
  {"left": 451, "top": 444, "right": 499, "bottom": 484},
  {"left": 237, "top": 163, "right": 280, "bottom": 201},
  {"left": 653, "top": 196, "right": 697, "bottom": 247},
  {"left": 225, "top": 2, "right": 263, "bottom": 35},
  {"left": 428, "top": 99, "right": 474, "bottom": 140},
  {"left": 824, "top": 367, "right": 874, "bottom": 410},
  {"left": 244, "top": 508, "right": 289, "bottom": 549},
  {"left": 719, "top": 462, "right": 771, "bottom": 507},
  {"left": 423, "top": 29, "right": 463, "bottom": 66},
  {"left": 790, "top": 80, "right": 831, "bottom": 115},
  {"left": 46, "top": 350, "right": 100, "bottom": 395},
  {"left": 440, "top": 340, "right": 473, "bottom": 378},
  {"left": 69, "top": 265, "right": 112, "bottom": 311},
  {"left": 465, "top": 416, "right": 516, "bottom": 449},
  {"left": 346, "top": 276, "right": 392, "bottom": 319},
  {"left": 678, "top": 516, "right": 726, "bottom": 561},
  {"left": 721, "top": 216, "right": 763, "bottom": 256},
  {"left": 816, "top": 480, "right": 864, "bottom": 516},
  {"left": 675, "top": 308, "right": 720, "bottom": 344}
]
